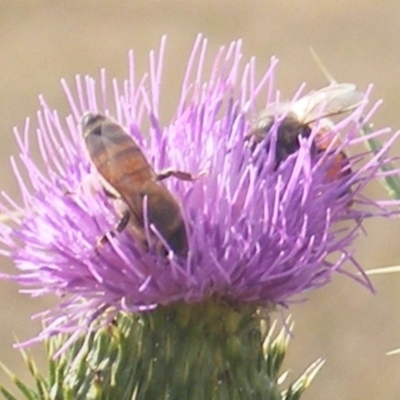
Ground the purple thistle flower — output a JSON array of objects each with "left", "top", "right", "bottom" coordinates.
[{"left": 0, "top": 35, "right": 398, "bottom": 345}]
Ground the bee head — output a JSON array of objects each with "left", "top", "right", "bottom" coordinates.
[{"left": 81, "top": 113, "right": 107, "bottom": 137}]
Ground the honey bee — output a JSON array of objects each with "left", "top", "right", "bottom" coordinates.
[
  {"left": 246, "top": 84, "right": 364, "bottom": 182},
  {"left": 81, "top": 113, "right": 194, "bottom": 257}
]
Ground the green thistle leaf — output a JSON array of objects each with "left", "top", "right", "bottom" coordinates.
[{"left": 361, "top": 123, "right": 400, "bottom": 199}]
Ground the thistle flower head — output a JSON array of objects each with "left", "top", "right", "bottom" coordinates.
[{"left": 0, "top": 35, "right": 398, "bottom": 344}]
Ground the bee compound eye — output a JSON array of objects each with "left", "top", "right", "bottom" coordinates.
[{"left": 81, "top": 112, "right": 102, "bottom": 129}]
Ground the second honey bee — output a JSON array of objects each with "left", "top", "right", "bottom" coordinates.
[
  {"left": 82, "top": 113, "right": 194, "bottom": 257},
  {"left": 246, "top": 83, "right": 364, "bottom": 182}
]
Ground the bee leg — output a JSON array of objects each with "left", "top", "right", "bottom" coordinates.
[
  {"left": 114, "top": 210, "right": 131, "bottom": 233},
  {"left": 96, "top": 210, "right": 131, "bottom": 247},
  {"left": 156, "top": 169, "right": 204, "bottom": 182},
  {"left": 103, "top": 187, "right": 120, "bottom": 199}
]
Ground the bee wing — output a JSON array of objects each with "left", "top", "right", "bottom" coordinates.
[{"left": 292, "top": 84, "right": 364, "bottom": 124}]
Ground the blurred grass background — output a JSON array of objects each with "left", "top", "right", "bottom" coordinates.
[{"left": 1, "top": 1, "right": 400, "bottom": 398}]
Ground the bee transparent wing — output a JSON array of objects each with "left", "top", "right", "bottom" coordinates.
[{"left": 292, "top": 84, "right": 364, "bottom": 124}]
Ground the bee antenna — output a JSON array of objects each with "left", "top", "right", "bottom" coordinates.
[{"left": 309, "top": 47, "right": 336, "bottom": 84}]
